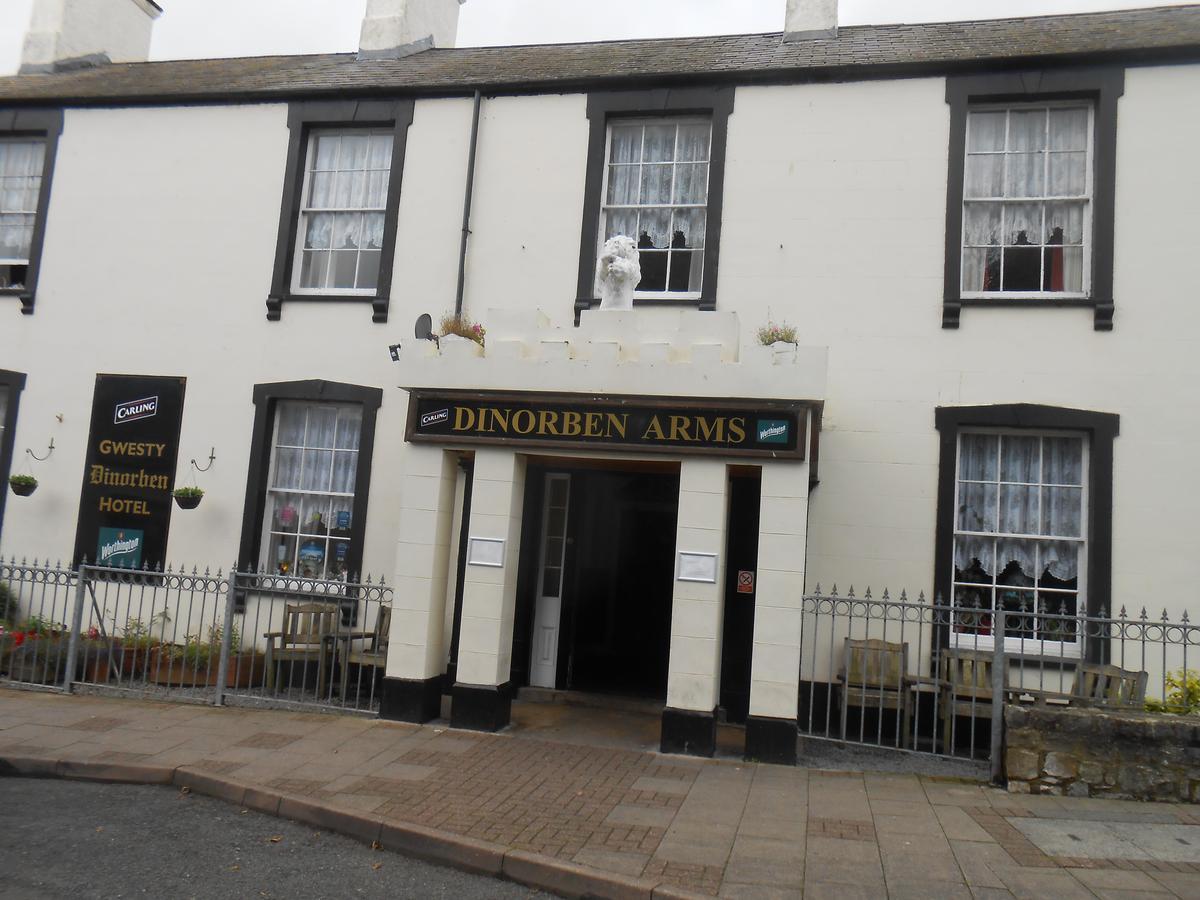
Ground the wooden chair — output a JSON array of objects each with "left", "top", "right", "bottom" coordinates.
[
  {"left": 838, "top": 638, "right": 912, "bottom": 748},
  {"left": 338, "top": 606, "right": 391, "bottom": 699},
  {"left": 1071, "top": 662, "right": 1148, "bottom": 709},
  {"left": 938, "top": 648, "right": 1011, "bottom": 752},
  {"left": 263, "top": 602, "right": 339, "bottom": 693}
]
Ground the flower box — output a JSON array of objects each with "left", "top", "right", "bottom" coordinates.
[{"left": 145, "top": 647, "right": 265, "bottom": 688}]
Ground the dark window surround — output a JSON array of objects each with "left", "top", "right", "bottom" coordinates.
[
  {"left": 574, "top": 86, "right": 735, "bottom": 323},
  {"left": 942, "top": 67, "right": 1124, "bottom": 332},
  {"left": 933, "top": 403, "right": 1119, "bottom": 664},
  {"left": 237, "top": 379, "right": 383, "bottom": 589},
  {"left": 0, "top": 368, "right": 27, "bottom": 541},
  {"left": 267, "top": 99, "right": 415, "bottom": 324},
  {"left": 0, "top": 109, "right": 63, "bottom": 316}
]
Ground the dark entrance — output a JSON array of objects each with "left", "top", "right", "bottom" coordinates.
[
  {"left": 513, "top": 461, "right": 679, "bottom": 699},
  {"left": 718, "top": 471, "right": 762, "bottom": 724}
]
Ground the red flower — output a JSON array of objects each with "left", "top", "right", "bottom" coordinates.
[{"left": 12, "top": 632, "right": 25, "bottom": 648}]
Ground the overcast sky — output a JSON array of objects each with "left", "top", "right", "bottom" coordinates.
[{"left": 0, "top": 1, "right": 1194, "bottom": 74}]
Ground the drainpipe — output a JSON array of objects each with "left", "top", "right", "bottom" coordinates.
[{"left": 455, "top": 89, "right": 482, "bottom": 317}]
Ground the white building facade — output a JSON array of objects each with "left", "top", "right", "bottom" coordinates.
[{"left": 1, "top": 1, "right": 1198, "bottom": 762}]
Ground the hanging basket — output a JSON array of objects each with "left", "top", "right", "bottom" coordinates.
[
  {"left": 173, "top": 491, "right": 202, "bottom": 510},
  {"left": 9, "top": 477, "right": 37, "bottom": 497}
]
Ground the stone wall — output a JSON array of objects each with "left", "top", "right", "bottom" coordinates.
[{"left": 1006, "top": 705, "right": 1200, "bottom": 802}]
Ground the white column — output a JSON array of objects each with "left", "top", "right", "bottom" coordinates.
[
  {"left": 454, "top": 448, "right": 525, "bottom": 687},
  {"left": 387, "top": 446, "right": 458, "bottom": 680},
  {"left": 748, "top": 454, "right": 811, "bottom": 721},
  {"left": 666, "top": 459, "right": 730, "bottom": 713}
]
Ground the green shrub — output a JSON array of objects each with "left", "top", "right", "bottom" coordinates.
[
  {"left": 1145, "top": 669, "right": 1200, "bottom": 716},
  {"left": 0, "top": 582, "right": 17, "bottom": 625}
]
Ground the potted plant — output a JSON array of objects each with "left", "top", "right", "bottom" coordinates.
[
  {"left": 117, "top": 612, "right": 169, "bottom": 678},
  {"left": 753, "top": 320, "right": 799, "bottom": 365},
  {"left": 5, "top": 616, "right": 68, "bottom": 684},
  {"left": 172, "top": 486, "right": 204, "bottom": 510},
  {"left": 8, "top": 474, "right": 37, "bottom": 497},
  {"left": 438, "top": 313, "right": 486, "bottom": 358},
  {"left": 148, "top": 623, "right": 264, "bottom": 688},
  {"left": 76, "top": 625, "right": 123, "bottom": 683}
]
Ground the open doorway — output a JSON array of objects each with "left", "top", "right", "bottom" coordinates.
[{"left": 516, "top": 461, "right": 679, "bottom": 700}]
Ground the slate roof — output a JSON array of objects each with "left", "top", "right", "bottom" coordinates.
[{"left": 1, "top": 5, "right": 1199, "bottom": 104}]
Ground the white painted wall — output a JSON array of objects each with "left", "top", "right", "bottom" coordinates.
[{"left": 2, "top": 61, "right": 1198, "bottom": 691}]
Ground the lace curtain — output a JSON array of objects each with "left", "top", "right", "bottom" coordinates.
[
  {"left": 603, "top": 120, "right": 711, "bottom": 293},
  {"left": 297, "top": 131, "right": 392, "bottom": 291},
  {"left": 0, "top": 140, "right": 45, "bottom": 262},
  {"left": 264, "top": 402, "right": 362, "bottom": 579},
  {"left": 954, "top": 433, "right": 1084, "bottom": 587},
  {"left": 962, "top": 105, "right": 1089, "bottom": 293}
]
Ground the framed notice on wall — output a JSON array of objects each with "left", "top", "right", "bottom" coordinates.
[{"left": 73, "top": 374, "right": 187, "bottom": 569}]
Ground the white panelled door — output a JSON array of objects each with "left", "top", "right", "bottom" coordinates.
[{"left": 529, "top": 473, "right": 570, "bottom": 689}]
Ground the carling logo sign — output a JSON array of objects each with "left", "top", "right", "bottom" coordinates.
[
  {"left": 114, "top": 396, "right": 158, "bottom": 425},
  {"left": 420, "top": 408, "right": 450, "bottom": 427}
]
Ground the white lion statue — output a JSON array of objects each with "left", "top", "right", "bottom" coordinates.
[{"left": 596, "top": 235, "right": 641, "bottom": 311}]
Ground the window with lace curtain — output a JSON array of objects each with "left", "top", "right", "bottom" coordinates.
[
  {"left": 0, "top": 138, "right": 47, "bottom": 291},
  {"left": 961, "top": 103, "right": 1093, "bottom": 298},
  {"left": 599, "top": 118, "right": 711, "bottom": 298},
  {"left": 292, "top": 129, "right": 392, "bottom": 295},
  {"left": 260, "top": 401, "right": 363, "bottom": 580},
  {"left": 951, "top": 430, "right": 1088, "bottom": 652}
]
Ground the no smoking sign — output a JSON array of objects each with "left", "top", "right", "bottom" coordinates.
[{"left": 737, "top": 570, "right": 755, "bottom": 594}]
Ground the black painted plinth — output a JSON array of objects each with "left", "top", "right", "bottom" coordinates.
[
  {"left": 745, "top": 715, "right": 798, "bottom": 766},
  {"left": 660, "top": 706, "right": 717, "bottom": 758},
  {"left": 379, "top": 676, "right": 442, "bottom": 724},
  {"left": 450, "top": 682, "right": 512, "bottom": 732}
]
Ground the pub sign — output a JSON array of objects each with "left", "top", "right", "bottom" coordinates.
[
  {"left": 405, "top": 390, "right": 808, "bottom": 460},
  {"left": 73, "top": 374, "right": 187, "bottom": 568}
]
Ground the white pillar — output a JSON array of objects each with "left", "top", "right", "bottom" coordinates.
[
  {"left": 388, "top": 446, "right": 458, "bottom": 678},
  {"left": 663, "top": 459, "right": 729, "bottom": 755},
  {"left": 745, "top": 443, "right": 811, "bottom": 763},
  {"left": 451, "top": 449, "right": 524, "bottom": 729}
]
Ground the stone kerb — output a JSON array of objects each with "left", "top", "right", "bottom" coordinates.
[
  {"left": 396, "top": 308, "right": 829, "bottom": 404},
  {"left": 1005, "top": 704, "right": 1200, "bottom": 802}
]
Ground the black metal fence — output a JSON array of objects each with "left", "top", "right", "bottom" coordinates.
[
  {"left": 0, "top": 558, "right": 392, "bottom": 715},
  {"left": 799, "top": 587, "right": 1200, "bottom": 777}
]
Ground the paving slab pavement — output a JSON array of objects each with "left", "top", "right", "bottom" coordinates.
[{"left": 2, "top": 688, "right": 1200, "bottom": 899}]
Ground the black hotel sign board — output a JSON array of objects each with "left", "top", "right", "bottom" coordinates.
[
  {"left": 73, "top": 374, "right": 187, "bottom": 568},
  {"left": 405, "top": 390, "right": 808, "bottom": 460}
]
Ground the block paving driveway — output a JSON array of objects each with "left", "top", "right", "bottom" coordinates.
[{"left": 2, "top": 689, "right": 1199, "bottom": 898}]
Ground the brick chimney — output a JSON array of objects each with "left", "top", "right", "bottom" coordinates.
[
  {"left": 359, "top": 0, "right": 467, "bottom": 60},
  {"left": 784, "top": 0, "right": 838, "bottom": 41},
  {"left": 20, "top": 0, "right": 161, "bottom": 73}
]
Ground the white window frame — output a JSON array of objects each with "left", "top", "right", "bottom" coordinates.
[
  {"left": 598, "top": 116, "right": 711, "bottom": 301},
  {"left": 0, "top": 137, "right": 47, "bottom": 280},
  {"left": 960, "top": 100, "right": 1095, "bottom": 301},
  {"left": 259, "top": 401, "right": 362, "bottom": 581},
  {"left": 290, "top": 128, "right": 392, "bottom": 298},
  {"left": 950, "top": 427, "right": 1089, "bottom": 656}
]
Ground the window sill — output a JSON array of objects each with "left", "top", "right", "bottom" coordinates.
[
  {"left": 574, "top": 293, "right": 715, "bottom": 322},
  {"left": 943, "top": 296, "right": 1113, "bottom": 331},
  {"left": 267, "top": 290, "right": 389, "bottom": 323},
  {"left": 0, "top": 287, "right": 34, "bottom": 315}
]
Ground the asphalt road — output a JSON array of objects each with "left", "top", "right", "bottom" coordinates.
[{"left": 0, "top": 777, "right": 556, "bottom": 900}]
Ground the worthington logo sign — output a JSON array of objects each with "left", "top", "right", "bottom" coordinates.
[
  {"left": 406, "top": 390, "right": 809, "bottom": 460},
  {"left": 756, "top": 420, "right": 790, "bottom": 444},
  {"left": 114, "top": 396, "right": 158, "bottom": 424},
  {"left": 96, "top": 527, "right": 144, "bottom": 568}
]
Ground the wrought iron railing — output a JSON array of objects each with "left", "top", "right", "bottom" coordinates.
[{"left": 0, "top": 558, "right": 392, "bottom": 715}]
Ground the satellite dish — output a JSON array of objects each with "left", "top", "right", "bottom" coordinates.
[{"left": 414, "top": 313, "right": 434, "bottom": 341}]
